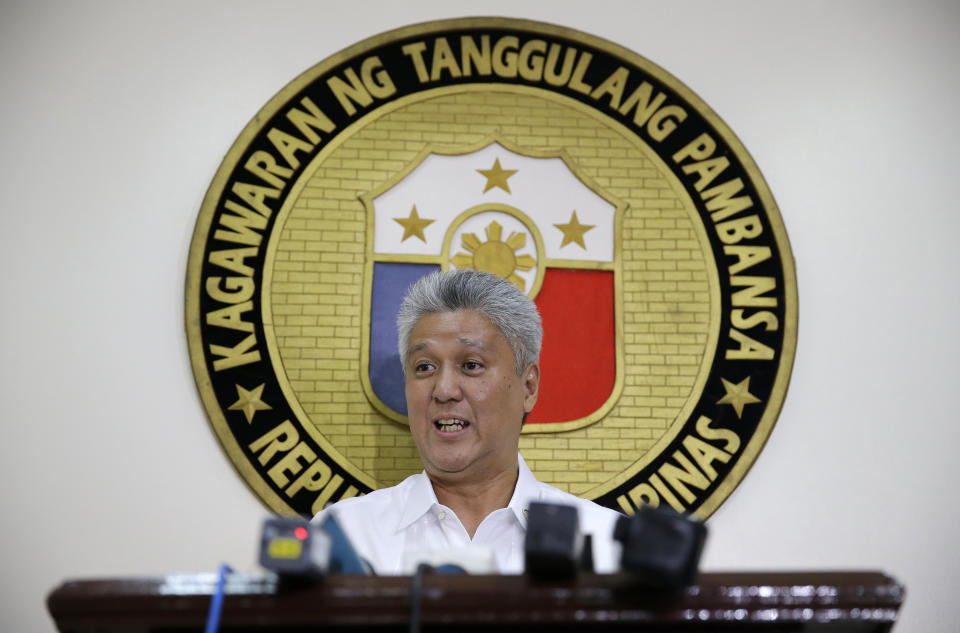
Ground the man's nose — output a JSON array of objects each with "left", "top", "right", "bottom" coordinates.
[{"left": 432, "top": 366, "right": 462, "bottom": 402}]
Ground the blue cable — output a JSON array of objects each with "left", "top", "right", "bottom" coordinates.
[{"left": 204, "top": 563, "right": 233, "bottom": 633}]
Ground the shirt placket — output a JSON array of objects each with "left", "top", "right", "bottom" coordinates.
[
  {"left": 434, "top": 505, "right": 471, "bottom": 547},
  {"left": 473, "top": 508, "right": 523, "bottom": 573}
]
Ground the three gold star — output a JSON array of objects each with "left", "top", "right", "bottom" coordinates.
[
  {"left": 228, "top": 383, "right": 272, "bottom": 424},
  {"left": 393, "top": 205, "right": 435, "bottom": 242},
  {"left": 716, "top": 376, "right": 762, "bottom": 419},
  {"left": 554, "top": 210, "right": 595, "bottom": 249},
  {"left": 477, "top": 158, "right": 517, "bottom": 193}
]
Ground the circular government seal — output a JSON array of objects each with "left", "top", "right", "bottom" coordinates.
[{"left": 186, "top": 17, "right": 797, "bottom": 519}]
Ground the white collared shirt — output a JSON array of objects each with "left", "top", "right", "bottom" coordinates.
[{"left": 312, "top": 454, "right": 623, "bottom": 575}]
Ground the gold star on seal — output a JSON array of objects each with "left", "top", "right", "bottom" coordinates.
[
  {"left": 393, "top": 205, "right": 434, "bottom": 242},
  {"left": 717, "top": 376, "right": 762, "bottom": 419},
  {"left": 554, "top": 210, "right": 595, "bottom": 249},
  {"left": 228, "top": 383, "right": 272, "bottom": 424},
  {"left": 476, "top": 158, "right": 517, "bottom": 193}
]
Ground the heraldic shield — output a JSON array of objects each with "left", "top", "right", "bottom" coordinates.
[{"left": 361, "top": 139, "right": 625, "bottom": 432}]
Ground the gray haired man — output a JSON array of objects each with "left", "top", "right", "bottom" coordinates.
[{"left": 313, "top": 269, "right": 621, "bottom": 573}]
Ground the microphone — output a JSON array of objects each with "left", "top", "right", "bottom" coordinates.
[
  {"left": 614, "top": 505, "right": 707, "bottom": 588},
  {"left": 259, "top": 516, "right": 331, "bottom": 578},
  {"left": 523, "top": 502, "right": 592, "bottom": 579},
  {"left": 258, "top": 514, "right": 369, "bottom": 578}
]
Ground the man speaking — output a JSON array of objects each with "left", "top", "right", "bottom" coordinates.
[{"left": 313, "top": 269, "right": 621, "bottom": 574}]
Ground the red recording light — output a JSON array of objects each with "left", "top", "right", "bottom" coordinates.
[{"left": 294, "top": 526, "right": 308, "bottom": 541}]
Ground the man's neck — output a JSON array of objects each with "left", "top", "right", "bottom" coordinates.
[{"left": 428, "top": 462, "right": 519, "bottom": 539}]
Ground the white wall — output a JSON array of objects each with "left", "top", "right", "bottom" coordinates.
[{"left": 1, "top": 1, "right": 957, "bottom": 631}]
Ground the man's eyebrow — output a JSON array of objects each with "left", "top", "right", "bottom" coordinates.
[
  {"left": 408, "top": 338, "right": 487, "bottom": 353},
  {"left": 457, "top": 337, "right": 486, "bottom": 350}
]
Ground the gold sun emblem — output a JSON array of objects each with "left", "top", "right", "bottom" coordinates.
[{"left": 451, "top": 221, "right": 536, "bottom": 290}]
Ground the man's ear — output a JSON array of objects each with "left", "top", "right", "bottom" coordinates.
[{"left": 522, "top": 363, "right": 540, "bottom": 413}]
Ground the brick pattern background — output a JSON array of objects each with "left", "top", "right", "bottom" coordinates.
[{"left": 270, "top": 90, "right": 712, "bottom": 495}]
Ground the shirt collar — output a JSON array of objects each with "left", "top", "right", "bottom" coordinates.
[
  {"left": 507, "top": 453, "right": 539, "bottom": 529},
  {"left": 395, "top": 453, "right": 538, "bottom": 531},
  {"left": 396, "top": 470, "right": 440, "bottom": 531}
]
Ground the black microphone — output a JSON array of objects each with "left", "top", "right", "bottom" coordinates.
[
  {"left": 614, "top": 505, "right": 707, "bottom": 588},
  {"left": 524, "top": 502, "right": 593, "bottom": 579}
]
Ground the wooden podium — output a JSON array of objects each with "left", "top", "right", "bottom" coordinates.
[{"left": 47, "top": 571, "right": 904, "bottom": 632}]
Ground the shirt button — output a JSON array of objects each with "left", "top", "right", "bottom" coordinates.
[{"left": 438, "top": 511, "right": 447, "bottom": 521}]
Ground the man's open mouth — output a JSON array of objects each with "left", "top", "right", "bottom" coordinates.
[{"left": 434, "top": 418, "right": 469, "bottom": 433}]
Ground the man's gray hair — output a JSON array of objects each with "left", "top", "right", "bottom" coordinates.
[{"left": 397, "top": 269, "right": 543, "bottom": 375}]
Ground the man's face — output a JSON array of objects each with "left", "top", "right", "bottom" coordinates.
[{"left": 404, "top": 309, "right": 539, "bottom": 483}]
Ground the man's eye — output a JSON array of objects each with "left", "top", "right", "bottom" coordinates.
[
  {"left": 415, "top": 362, "right": 434, "bottom": 372},
  {"left": 463, "top": 361, "right": 482, "bottom": 371}
]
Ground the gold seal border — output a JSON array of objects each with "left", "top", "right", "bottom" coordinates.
[{"left": 186, "top": 17, "right": 796, "bottom": 517}]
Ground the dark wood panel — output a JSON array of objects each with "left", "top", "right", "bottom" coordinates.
[{"left": 47, "top": 571, "right": 904, "bottom": 632}]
